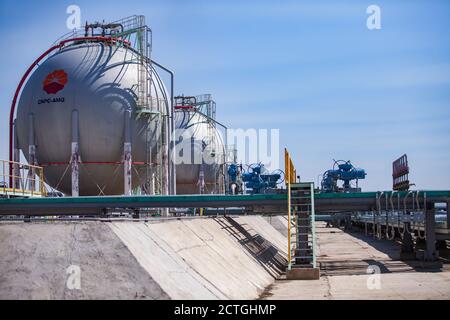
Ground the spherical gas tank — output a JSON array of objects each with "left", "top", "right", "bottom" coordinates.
[
  {"left": 174, "top": 110, "right": 225, "bottom": 194},
  {"left": 16, "top": 41, "right": 168, "bottom": 195}
]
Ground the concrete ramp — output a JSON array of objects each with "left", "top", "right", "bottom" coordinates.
[
  {"left": 264, "top": 216, "right": 288, "bottom": 237},
  {"left": 109, "top": 216, "right": 287, "bottom": 299}
]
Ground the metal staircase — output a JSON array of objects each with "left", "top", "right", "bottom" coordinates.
[{"left": 288, "top": 182, "right": 317, "bottom": 270}]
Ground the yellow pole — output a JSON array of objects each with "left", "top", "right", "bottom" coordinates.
[
  {"left": 284, "top": 148, "right": 288, "bottom": 184},
  {"left": 287, "top": 181, "right": 292, "bottom": 269}
]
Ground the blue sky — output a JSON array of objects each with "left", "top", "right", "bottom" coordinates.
[{"left": 0, "top": 0, "right": 449, "bottom": 190}]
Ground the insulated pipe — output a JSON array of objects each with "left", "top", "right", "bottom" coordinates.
[{"left": 71, "top": 110, "right": 80, "bottom": 197}]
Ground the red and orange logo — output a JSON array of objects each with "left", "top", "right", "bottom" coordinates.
[{"left": 43, "top": 70, "right": 68, "bottom": 94}]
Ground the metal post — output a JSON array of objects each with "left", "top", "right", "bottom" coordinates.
[
  {"left": 71, "top": 110, "right": 80, "bottom": 197},
  {"left": 28, "top": 113, "right": 36, "bottom": 192},
  {"left": 124, "top": 109, "right": 132, "bottom": 195},
  {"left": 287, "top": 182, "right": 292, "bottom": 270},
  {"left": 13, "top": 120, "right": 20, "bottom": 189},
  {"left": 161, "top": 115, "right": 169, "bottom": 196},
  {"left": 447, "top": 201, "right": 450, "bottom": 230},
  {"left": 424, "top": 194, "right": 437, "bottom": 261},
  {"left": 150, "top": 59, "right": 175, "bottom": 195},
  {"left": 401, "top": 222, "right": 414, "bottom": 256}
]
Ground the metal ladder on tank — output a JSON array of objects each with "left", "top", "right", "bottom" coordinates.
[{"left": 288, "top": 182, "right": 317, "bottom": 270}]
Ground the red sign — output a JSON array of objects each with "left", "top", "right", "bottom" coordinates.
[
  {"left": 393, "top": 154, "right": 410, "bottom": 191},
  {"left": 43, "top": 70, "right": 68, "bottom": 94}
]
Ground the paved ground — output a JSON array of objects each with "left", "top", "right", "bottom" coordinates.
[{"left": 264, "top": 222, "right": 450, "bottom": 300}]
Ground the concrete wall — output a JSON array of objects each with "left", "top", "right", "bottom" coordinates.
[{"left": 0, "top": 222, "right": 169, "bottom": 300}]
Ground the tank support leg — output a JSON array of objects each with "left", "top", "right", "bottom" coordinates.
[
  {"left": 199, "top": 160, "right": 205, "bottom": 194},
  {"left": 13, "top": 120, "right": 21, "bottom": 189},
  {"left": 71, "top": 110, "right": 79, "bottom": 197},
  {"left": 28, "top": 113, "right": 37, "bottom": 192},
  {"left": 124, "top": 109, "right": 132, "bottom": 195}
]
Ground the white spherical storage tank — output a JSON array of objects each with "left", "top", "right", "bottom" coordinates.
[
  {"left": 174, "top": 110, "right": 225, "bottom": 194},
  {"left": 15, "top": 40, "right": 168, "bottom": 196}
]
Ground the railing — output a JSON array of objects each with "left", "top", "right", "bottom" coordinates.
[
  {"left": 310, "top": 182, "right": 317, "bottom": 268},
  {"left": 0, "top": 160, "right": 46, "bottom": 197}
]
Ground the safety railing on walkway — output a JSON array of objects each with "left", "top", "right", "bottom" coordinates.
[
  {"left": 285, "top": 148, "right": 317, "bottom": 270},
  {"left": 0, "top": 159, "right": 46, "bottom": 197}
]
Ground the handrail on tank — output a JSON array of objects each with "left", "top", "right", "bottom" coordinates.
[{"left": 8, "top": 36, "right": 131, "bottom": 186}]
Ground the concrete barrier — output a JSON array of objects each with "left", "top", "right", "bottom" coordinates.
[{"left": 110, "top": 216, "right": 287, "bottom": 299}]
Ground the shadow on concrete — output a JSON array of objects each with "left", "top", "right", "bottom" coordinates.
[
  {"left": 319, "top": 226, "right": 445, "bottom": 276},
  {"left": 215, "top": 217, "right": 286, "bottom": 278}
]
